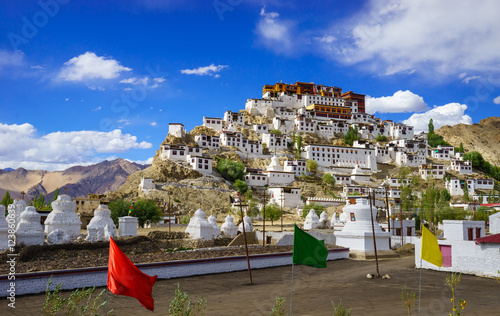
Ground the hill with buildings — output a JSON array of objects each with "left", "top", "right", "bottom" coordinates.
[
  {"left": 109, "top": 81, "right": 498, "bottom": 223},
  {"left": 0, "top": 158, "right": 147, "bottom": 202},
  {"left": 436, "top": 116, "right": 500, "bottom": 167}
]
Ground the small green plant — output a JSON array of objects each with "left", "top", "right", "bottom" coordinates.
[
  {"left": 400, "top": 283, "right": 416, "bottom": 316},
  {"left": 332, "top": 300, "right": 351, "bottom": 316},
  {"left": 169, "top": 283, "right": 207, "bottom": 316},
  {"left": 446, "top": 273, "right": 467, "bottom": 316},
  {"left": 180, "top": 215, "right": 191, "bottom": 224},
  {"left": 43, "top": 276, "right": 111, "bottom": 316},
  {"left": 270, "top": 296, "right": 288, "bottom": 316}
]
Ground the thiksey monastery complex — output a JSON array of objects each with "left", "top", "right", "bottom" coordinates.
[{"left": 2, "top": 81, "right": 500, "bottom": 297}]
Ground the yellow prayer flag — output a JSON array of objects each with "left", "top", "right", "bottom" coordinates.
[{"left": 421, "top": 226, "right": 443, "bottom": 267}]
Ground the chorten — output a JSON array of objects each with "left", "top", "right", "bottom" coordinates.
[
  {"left": 16, "top": 206, "right": 44, "bottom": 246},
  {"left": 45, "top": 195, "right": 82, "bottom": 238}
]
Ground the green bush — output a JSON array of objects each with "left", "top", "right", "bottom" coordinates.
[
  {"left": 216, "top": 159, "right": 245, "bottom": 182},
  {"left": 322, "top": 173, "right": 336, "bottom": 187},
  {"left": 234, "top": 179, "right": 248, "bottom": 195},
  {"left": 301, "top": 202, "right": 325, "bottom": 218},
  {"left": 169, "top": 283, "right": 207, "bottom": 316},
  {"left": 263, "top": 203, "right": 281, "bottom": 225},
  {"left": 109, "top": 199, "right": 163, "bottom": 228}
]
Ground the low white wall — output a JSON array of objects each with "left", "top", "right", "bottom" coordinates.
[
  {"left": 1, "top": 249, "right": 349, "bottom": 296},
  {"left": 415, "top": 237, "right": 500, "bottom": 278},
  {"left": 390, "top": 236, "right": 418, "bottom": 249}
]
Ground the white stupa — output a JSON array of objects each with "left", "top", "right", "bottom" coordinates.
[
  {"left": 267, "top": 155, "right": 283, "bottom": 171},
  {"left": 86, "top": 204, "right": 116, "bottom": 241},
  {"left": 351, "top": 164, "right": 370, "bottom": 184},
  {"left": 319, "top": 211, "right": 330, "bottom": 228},
  {"left": 207, "top": 214, "right": 221, "bottom": 238},
  {"left": 335, "top": 196, "right": 393, "bottom": 259},
  {"left": 0, "top": 205, "right": 8, "bottom": 251},
  {"left": 45, "top": 195, "right": 82, "bottom": 238},
  {"left": 185, "top": 208, "right": 219, "bottom": 239},
  {"left": 47, "top": 229, "right": 70, "bottom": 245},
  {"left": 238, "top": 215, "right": 254, "bottom": 233},
  {"left": 220, "top": 215, "right": 238, "bottom": 237},
  {"left": 8, "top": 199, "right": 26, "bottom": 231},
  {"left": 16, "top": 206, "right": 44, "bottom": 246},
  {"left": 304, "top": 209, "right": 320, "bottom": 230}
]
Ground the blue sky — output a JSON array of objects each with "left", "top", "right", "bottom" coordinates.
[{"left": 1, "top": 0, "right": 499, "bottom": 170}]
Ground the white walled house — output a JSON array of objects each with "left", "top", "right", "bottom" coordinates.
[
  {"left": 395, "top": 152, "right": 426, "bottom": 167},
  {"left": 303, "top": 144, "right": 377, "bottom": 171},
  {"left": 443, "top": 220, "right": 485, "bottom": 241},
  {"left": 220, "top": 131, "right": 262, "bottom": 154},
  {"left": 388, "top": 122, "right": 414, "bottom": 140},
  {"left": 450, "top": 159, "right": 473, "bottom": 174},
  {"left": 202, "top": 116, "right": 224, "bottom": 132},
  {"left": 272, "top": 117, "right": 295, "bottom": 135},
  {"left": 294, "top": 116, "right": 318, "bottom": 134},
  {"left": 262, "top": 133, "right": 288, "bottom": 152},
  {"left": 268, "top": 187, "right": 302, "bottom": 208},
  {"left": 383, "top": 177, "right": 410, "bottom": 188},
  {"left": 419, "top": 163, "right": 445, "bottom": 180},
  {"left": 349, "top": 112, "right": 377, "bottom": 125},
  {"left": 375, "top": 146, "right": 393, "bottom": 163},
  {"left": 168, "top": 123, "right": 185, "bottom": 138},
  {"left": 139, "top": 177, "right": 155, "bottom": 193},
  {"left": 283, "top": 159, "right": 306, "bottom": 176},
  {"left": 431, "top": 145, "right": 455, "bottom": 160},
  {"left": 446, "top": 178, "right": 495, "bottom": 196},
  {"left": 188, "top": 155, "right": 212, "bottom": 174},
  {"left": 244, "top": 172, "right": 268, "bottom": 187},
  {"left": 224, "top": 110, "right": 245, "bottom": 126},
  {"left": 253, "top": 124, "right": 269, "bottom": 134},
  {"left": 274, "top": 106, "right": 296, "bottom": 119},
  {"left": 263, "top": 156, "right": 295, "bottom": 186},
  {"left": 333, "top": 174, "right": 352, "bottom": 186},
  {"left": 194, "top": 134, "right": 220, "bottom": 149}
]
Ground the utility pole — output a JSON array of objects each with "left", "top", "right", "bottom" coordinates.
[
  {"left": 263, "top": 185, "right": 267, "bottom": 246},
  {"left": 280, "top": 189, "right": 284, "bottom": 232},
  {"left": 385, "top": 186, "right": 391, "bottom": 249},
  {"left": 237, "top": 192, "right": 253, "bottom": 284},
  {"left": 473, "top": 200, "right": 477, "bottom": 221},
  {"left": 369, "top": 190, "right": 380, "bottom": 278},
  {"left": 168, "top": 192, "right": 172, "bottom": 232}
]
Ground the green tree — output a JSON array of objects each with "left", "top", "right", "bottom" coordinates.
[
  {"left": 343, "top": 126, "right": 359, "bottom": 146},
  {"left": 215, "top": 159, "right": 245, "bottom": 182},
  {"left": 263, "top": 203, "right": 281, "bottom": 225},
  {"left": 109, "top": 199, "right": 162, "bottom": 228},
  {"left": 428, "top": 119, "right": 434, "bottom": 134},
  {"left": 306, "top": 159, "right": 318, "bottom": 175},
  {"left": 322, "top": 173, "right": 336, "bottom": 188},
  {"left": 463, "top": 186, "right": 470, "bottom": 203},
  {"left": 302, "top": 202, "right": 325, "bottom": 218},
  {"left": 269, "top": 129, "right": 282, "bottom": 136},
  {"left": 375, "top": 133, "right": 388, "bottom": 142},
  {"left": 296, "top": 133, "right": 302, "bottom": 156},
  {"left": 234, "top": 180, "right": 248, "bottom": 196},
  {"left": 53, "top": 187, "right": 59, "bottom": 201},
  {"left": 1, "top": 191, "right": 13, "bottom": 209},
  {"left": 463, "top": 151, "right": 485, "bottom": 169}
]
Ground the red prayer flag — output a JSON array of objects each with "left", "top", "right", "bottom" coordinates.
[{"left": 107, "top": 237, "right": 158, "bottom": 311}]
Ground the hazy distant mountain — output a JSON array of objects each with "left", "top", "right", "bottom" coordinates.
[
  {"left": 2, "top": 168, "right": 14, "bottom": 172},
  {"left": 0, "top": 158, "right": 148, "bottom": 201}
]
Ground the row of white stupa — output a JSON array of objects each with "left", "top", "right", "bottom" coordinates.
[
  {"left": 185, "top": 208, "right": 253, "bottom": 239},
  {"left": 0, "top": 195, "right": 138, "bottom": 251}
]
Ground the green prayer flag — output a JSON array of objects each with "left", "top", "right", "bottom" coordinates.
[{"left": 292, "top": 224, "right": 328, "bottom": 268}]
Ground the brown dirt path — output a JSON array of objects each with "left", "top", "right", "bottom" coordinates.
[{"left": 2, "top": 255, "right": 500, "bottom": 315}]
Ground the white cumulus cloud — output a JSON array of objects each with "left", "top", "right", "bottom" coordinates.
[
  {"left": 314, "top": 35, "right": 336, "bottom": 43},
  {"left": 366, "top": 90, "right": 428, "bottom": 114},
  {"left": 493, "top": 96, "right": 500, "bottom": 104},
  {"left": 0, "top": 50, "right": 24, "bottom": 67},
  {"left": 255, "top": 7, "right": 295, "bottom": 55},
  {"left": 403, "top": 103, "right": 472, "bottom": 132},
  {"left": 150, "top": 122, "right": 157, "bottom": 127},
  {"left": 0, "top": 123, "right": 152, "bottom": 171},
  {"left": 333, "top": 0, "right": 500, "bottom": 77},
  {"left": 59, "top": 52, "right": 131, "bottom": 81},
  {"left": 180, "top": 64, "right": 228, "bottom": 76}
]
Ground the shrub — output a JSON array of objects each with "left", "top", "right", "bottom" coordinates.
[
  {"left": 322, "top": 173, "right": 336, "bottom": 187},
  {"left": 216, "top": 159, "right": 245, "bottom": 182},
  {"left": 169, "top": 283, "right": 207, "bottom": 316},
  {"left": 234, "top": 180, "right": 248, "bottom": 195},
  {"left": 109, "top": 199, "right": 163, "bottom": 228},
  {"left": 263, "top": 203, "right": 281, "bottom": 225},
  {"left": 301, "top": 202, "right": 325, "bottom": 218}
]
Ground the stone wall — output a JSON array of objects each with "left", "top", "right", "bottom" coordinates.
[{"left": 0, "top": 249, "right": 349, "bottom": 296}]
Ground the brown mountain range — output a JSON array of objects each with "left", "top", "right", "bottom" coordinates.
[
  {"left": 0, "top": 158, "right": 147, "bottom": 201},
  {"left": 436, "top": 116, "right": 500, "bottom": 166}
]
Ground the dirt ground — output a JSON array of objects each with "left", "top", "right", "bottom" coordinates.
[{"left": 3, "top": 255, "right": 500, "bottom": 315}]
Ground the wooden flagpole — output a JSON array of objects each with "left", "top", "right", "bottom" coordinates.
[{"left": 290, "top": 263, "right": 294, "bottom": 316}]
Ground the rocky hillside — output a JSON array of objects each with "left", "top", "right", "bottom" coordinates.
[
  {"left": 0, "top": 158, "right": 147, "bottom": 200},
  {"left": 436, "top": 116, "right": 500, "bottom": 166}
]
